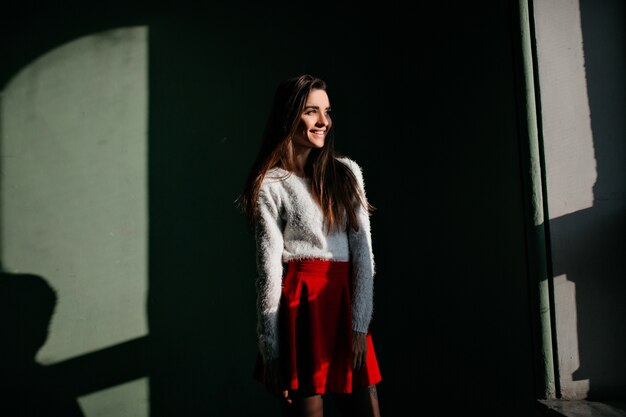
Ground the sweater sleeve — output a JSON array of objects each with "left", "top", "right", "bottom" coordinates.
[
  {"left": 254, "top": 185, "right": 285, "bottom": 362},
  {"left": 346, "top": 160, "right": 376, "bottom": 334}
]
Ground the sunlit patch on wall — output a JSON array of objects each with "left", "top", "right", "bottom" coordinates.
[
  {"left": 1, "top": 25, "right": 149, "bottom": 417},
  {"left": 78, "top": 377, "right": 149, "bottom": 417}
]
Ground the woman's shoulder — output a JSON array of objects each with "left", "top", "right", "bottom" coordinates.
[
  {"left": 336, "top": 156, "right": 364, "bottom": 176},
  {"left": 260, "top": 167, "right": 294, "bottom": 189}
]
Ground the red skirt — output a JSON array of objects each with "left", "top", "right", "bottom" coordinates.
[{"left": 254, "top": 259, "right": 382, "bottom": 394}]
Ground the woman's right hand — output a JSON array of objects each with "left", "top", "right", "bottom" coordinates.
[{"left": 264, "top": 359, "right": 292, "bottom": 405}]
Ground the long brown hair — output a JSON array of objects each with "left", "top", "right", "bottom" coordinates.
[{"left": 238, "top": 74, "right": 374, "bottom": 233}]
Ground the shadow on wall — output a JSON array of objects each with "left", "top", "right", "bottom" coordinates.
[
  {"left": 0, "top": 268, "right": 151, "bottom": 416},
  {"left": 0, "top": 269, "right": 84, "bottom": 417}
]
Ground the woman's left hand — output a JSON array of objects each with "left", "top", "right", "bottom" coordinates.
[{"left": 352, "top": 331, "right": 368, "bottom": 370}]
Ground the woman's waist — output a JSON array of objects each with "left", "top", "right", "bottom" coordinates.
[
  {"left": 282, "top": 243, "right": 349, "bottom": 263},
  {"left": 283, "top": 257, "right": 350, "bottom": 275}
]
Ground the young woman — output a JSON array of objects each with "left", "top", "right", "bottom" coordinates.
[{"left": 239, "top": 74, "right": 382, "bottom": 417}]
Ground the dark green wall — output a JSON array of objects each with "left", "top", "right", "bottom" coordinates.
[{"left": 1, "top": 2, "right": 541, "bottom": 416}]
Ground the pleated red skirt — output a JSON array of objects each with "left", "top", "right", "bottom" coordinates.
[{"left": 254, "top": 259, "right": 382, "bottom": 394}]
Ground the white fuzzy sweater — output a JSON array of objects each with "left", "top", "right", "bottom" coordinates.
[{"left": 254, "top": 157, "right": 375, "bottom": 362}]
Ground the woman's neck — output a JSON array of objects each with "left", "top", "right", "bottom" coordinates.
[{"left": 292, "top": 147, "right": 311, "bottom": 177}]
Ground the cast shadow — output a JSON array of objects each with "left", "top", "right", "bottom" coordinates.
[{"left": 0, "top": 270, "right": 85, "bottom": 417}]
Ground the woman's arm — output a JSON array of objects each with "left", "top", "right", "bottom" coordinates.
[
  {"left": 254, "top": 186, "right": 285, "bottom": 363},
  {"left": 346, "top": 160, "right": 375, "bottom": 334}
]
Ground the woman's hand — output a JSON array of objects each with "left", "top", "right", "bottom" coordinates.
[
  {"left": 352, "top": 331, "right": 368, "bottom": 371},
  {"left": 264, "top": 359, "right": 292, "bottom": 405}
]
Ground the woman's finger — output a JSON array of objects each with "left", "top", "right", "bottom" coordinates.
[{"left": 282, "top": 390, "right": 292, "bottom": 405}]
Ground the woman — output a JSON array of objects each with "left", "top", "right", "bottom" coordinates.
[{"left": 239, "top": 74, "right": 382, "bottom": 417}]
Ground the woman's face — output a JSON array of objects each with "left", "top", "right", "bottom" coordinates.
[{"left": 292, "top": 88, "right": 332, "bottom": 149}]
